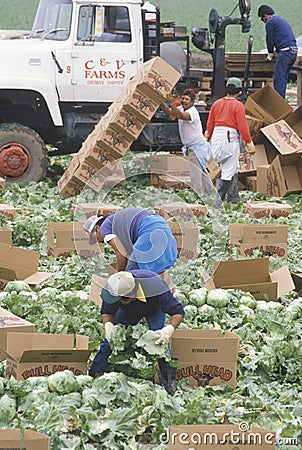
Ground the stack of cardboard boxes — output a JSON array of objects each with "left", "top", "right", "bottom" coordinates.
[
  {"left": 58, "top": 57, "right": 181, "bottom": 198},
  {"left": 242, "top": 84, "right": 302, "bottom": 196}
]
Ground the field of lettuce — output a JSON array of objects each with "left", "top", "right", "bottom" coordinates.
[{"left": 0, "top": 153, "right": 301, "bottom": 449}]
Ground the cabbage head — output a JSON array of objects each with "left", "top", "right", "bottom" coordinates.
[
  {"left": 4, "top": 280, "right": 32, "bottom": 294},
  {"left": 48, "top": 370, "right": 79, "bottom": 394},
  {"left": 189, "top": 287, "right": 207, "bottom": 307},
  {"left": 207, "top": 289, "right": 230, "bottom": 308},
  {"left": 0, "top": 395, "right": 17, "bottom": 423}
]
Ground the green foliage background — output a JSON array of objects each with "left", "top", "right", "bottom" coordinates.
[{"left": 0, "top": 0, "right": 301, "bottom": 52}]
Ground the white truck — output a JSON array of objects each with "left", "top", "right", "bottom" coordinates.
[{"left": 0, "top": 0, "right": 190, "bottom": 183}]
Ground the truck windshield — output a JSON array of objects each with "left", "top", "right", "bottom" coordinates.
[
  {"left": 77, "top": 5, "right": 131, "bottom": 43},
  {"left": 31, "top": 0, "right": 72, "bottom": 40}
]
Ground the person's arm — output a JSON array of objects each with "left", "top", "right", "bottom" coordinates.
[
  {"left": 161, "top": 94, "right": 192, "bottom": 121},
  {"left": 102, "top": 313, "right": 115, "bottom": 325},
  {"left": 169, "top": 313, "right": 183, "bottom": 329},
  {"left": 102, "top": 314, "right": 116, "bottom": 340},
  {"left": 265, "top": 20, "right": 275, "bottom": 54},
  {"left": 107, "top": 236, "right": 128, "bottom": 271}
]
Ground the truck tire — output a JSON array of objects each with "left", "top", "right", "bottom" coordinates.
[{"left": 0, "top": 123, "right": 48, "bottom": 184}]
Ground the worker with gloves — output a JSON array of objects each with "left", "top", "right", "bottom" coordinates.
[
  {"left": 205, "top": 77, "right": 255, "bottom": 203},
  {"left": 83, "top": 207, "right": 178, "bottom": 287},
  {"left": 258, "top": 5, "right": 297, "bottom": 98},
  {"left": 160, "top": 88, "right": 217, "bottom": 196},
  {"left": 89, "top": 269, "right": 184, "bottom": 394}
]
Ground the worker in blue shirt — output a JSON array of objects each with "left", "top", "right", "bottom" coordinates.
[
  {"left": 89, "top": 269, "right": 185, "bottom": 394},
  {"left": 258, "top": 5, "right": 297, "bottom": 98}
]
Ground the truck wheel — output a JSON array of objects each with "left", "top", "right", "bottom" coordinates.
[{"left": 0, "top": 123, "right": 48, "bottom": 184}]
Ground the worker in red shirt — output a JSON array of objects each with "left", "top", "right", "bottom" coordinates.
[{"left": 205, "top": 77, "right": 255, "bottom": 203}]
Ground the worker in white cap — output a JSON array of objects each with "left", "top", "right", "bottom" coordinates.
[{"left": 89, "top": 269, "right": 184, "bottom": 394}]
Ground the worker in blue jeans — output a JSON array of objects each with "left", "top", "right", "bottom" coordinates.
[
  {"left": 89, "top": 269, "right": 185, "bottom": 394},
  {"left": 258, "top": 5, "right": 297, "bottom": 98}
]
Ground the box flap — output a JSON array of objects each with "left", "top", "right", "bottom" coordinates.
[
  {"left": 0, "top": 243, "right": 40, "bottom": 280},
  {"left": 261, "top": 120, "right": 302, "bottom": 154},
  {"left": 6, "top": 332, "right": 77, "bottom": 360},
  {"left": 23, "top": 272, "right": 53, "bottom": 287},
  {"left": 19, "top": 349, "right": 91, "bottom": 363},
  {"left": 271, "top": 265, "right": 295, "bottom": 297},
  {"left": 291, "top": 273, "right": 302, "bottom": 294},
  {"left": 230, "top": 224, "right": 288, "bottom": 244},
  {"left": 213, "top": 258, "right": 270, "bottom": 285},
  {"left": 89, "top": 275, "right": 106, "bottom": 306},
  {"left": 75, "top": 334, "right": 89, "bottom": 349},
  {"left": 0, "top": 428, "right": 50, "bottom": 447}
]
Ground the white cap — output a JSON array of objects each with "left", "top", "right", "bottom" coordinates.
[{"left": 102, "top": 271, "right": 146, "bottom": 304}]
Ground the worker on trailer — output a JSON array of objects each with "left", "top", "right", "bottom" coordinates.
[
  {"left": 258, "top": 4, "right": 297, "bottom": 99},
  {"left": 205, "top": 77, "right": 255, "bottom": 203},
  {"left": 89, "top": 269, "right": 184, "bottom": 395},
  {"left": 160, "top": 88, "right": 217, "bottom": 197},
  {"left": 83, "top": 208, "right": 178, "bottom": 287}
]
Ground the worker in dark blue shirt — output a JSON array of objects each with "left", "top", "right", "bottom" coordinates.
[
  {"left": 258, "top": 5, "right": 297, "bottom": 98},
  {"left": 89, "top": 269, "right": 185, "bottom": 393}
]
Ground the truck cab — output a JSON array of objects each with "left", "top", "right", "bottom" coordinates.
[{"left": 0, "top": 0, "right": 188, "bottom": 183}]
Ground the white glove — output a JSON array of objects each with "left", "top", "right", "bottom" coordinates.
[
  {"left": 266, "top": 53, "right": 274, "bottom": 62},
  {"left": 104, "top": 322, "right": 116, "bottom": 341},
  {"left": 246, "top": 142, "right": 256, "bottom": 155},
  {"left": 154, "top": 324, "right": 175, "bottom": 345}
]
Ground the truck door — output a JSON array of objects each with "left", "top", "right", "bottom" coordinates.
[{"left": 72, "top": 3, "right": 141, "bottom": 103}]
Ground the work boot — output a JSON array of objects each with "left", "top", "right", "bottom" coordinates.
[
  {"left": 227, "top": 173, "right": 240, "bottom": 203},
  {"left": 217, "top": 179, "right": 232, "bottom": 201},
  {"left": 158, "top": 359, "right": 177, "bottom": 395}
]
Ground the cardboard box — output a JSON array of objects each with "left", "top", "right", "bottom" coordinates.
[
  {"left": 155, "top": 174, "right": 191, "bottom": 190},
  {"left": 131, "top": 56, "right": 181, "bottom": 104},
  {"left": 243, "top": 202, "right": 294, "bottom": 219},
  {"left": 244, "top": 175, "right": 257, "bottom": 191},
  {"left": 245, "top": 84, "right": 292, "bottom": 126},
  {"left": 171, "top": 329, "right": 239, "bottom": 389},
  {"left": 256, "top": 164, "right": 270, "bottom": 195},
  {"left": 246, "top": 114, "right": 264, "bottom": 142},
  {"left": 168, "top": 221, "right": 199, "bottom": 260},
  {"left": 0, "top": 224, "right": 12, "bottom": 245},
  {"left": 0, "top": 177, "right": 5, "bottom": 189},
  {"left": 57, "top": 174, "right": 83, "bottom": 199},
  {"left": 155, "top": 202, "right": 207, "bottom": 219},
  {"left": 267, "top": 153, "right": 302, "bottom": 196},
  {"left": 72, "top": 203, "right": 123, "bottom": 219},
  {"left": 239, "top": 144, "right": 269, "bottom": 174},
  {"left": 3, "top": 332, "right": 91, "bottom": 380},
  {"left": 89, "top": 274, "right": 107, "bottom": 306},
  {"left": 0, "top": 204, "right": 16, "bottom": 220},
  {"left": 47, "top": 222, "right": 102, "bottom": 258},
  {"left": 229, "top": 223, "right": 288, "bottom": 257},
  {"left": 0, "top": 243, "right": 52, "bottom": 290},
  {"left": 93, "top": 122, "right": 133, "bottom": 157},
  {"left": 261, "top": 120, "right": 302, "bottom": 155},
  {"left": 108, "top": 106, "right": 146, "bottom": 141},
  {"left": 83, "top": 142, "right": 120, "bottom": 170},
  {"left": 72, "top": 202, "right": 100, "bottom": 219},
  {"left": 0, "top": 429, "right": 50, "bottom": 450},
  {"left": 167, "top": 424, "right": 276, "bottom": 449},
  {"left": 150, "top": 153, "right": 190, "bottom": 176},
  {"left": 203, "top": 258, "right": 294, "bottom": 300},
  {"left": 0, "top": 307, "right": 35, "bottom": 360},
  {"left": 285, "top": 103, "right": 302, "bottom": 137},
  {"left": 205, "top": 156, "right": 221, "bottom": 181},
  {"left": 291, "top": 273, "right": 302, "bottom": 296},
  {"left": 123, "top": 88, "right": 159, "bottom": 123}
]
